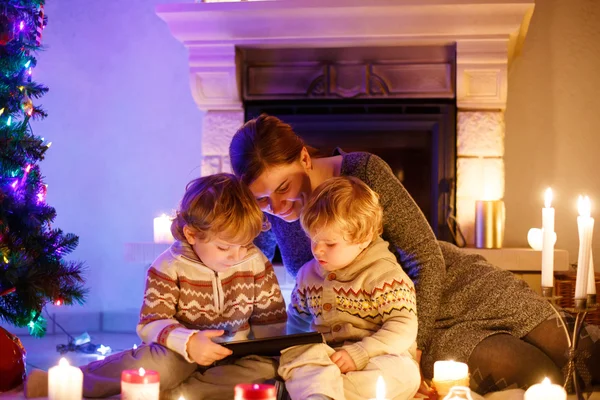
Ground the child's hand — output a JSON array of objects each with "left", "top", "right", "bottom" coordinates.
[
  {"left": 186, "top": 330, "right": 233, "bottom": 366},
  {"left": 330, "top": 349, "right": 357, "bottom": 373}
]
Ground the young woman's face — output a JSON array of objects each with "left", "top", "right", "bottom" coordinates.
[{"left": 248, "top": 159, "right": 312, "bottom": 222}]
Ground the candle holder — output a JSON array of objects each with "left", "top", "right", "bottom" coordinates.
[{"left": 541, "top": 286, "right": 598, "bottom": 400}]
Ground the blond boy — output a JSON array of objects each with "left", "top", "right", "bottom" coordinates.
[{"left": 278, "top": 176, "right": 420, "bottom": 400}]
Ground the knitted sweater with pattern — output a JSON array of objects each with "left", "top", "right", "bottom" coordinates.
[
  {"left": 288, "top": 237, "right": 418, "bottom": 371},
  {"left": 137, "top": 241, "right": 287, "bottom": 362}
]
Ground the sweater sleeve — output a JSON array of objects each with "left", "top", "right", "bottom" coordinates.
[
  {"left": 250, "top": 254, "right": 288, "bottom": 338},
  {"left": 286, "top": 283, "right": 314, "bottom": 334},
  {"left": 342, "top": 268, "right": 418, "bottom": 370},
  {"left": 362, "top": 154, "right": 444, "bottom": 351},
  {"left": 136, "top": 264, "right": 198, "bottom": 363}
]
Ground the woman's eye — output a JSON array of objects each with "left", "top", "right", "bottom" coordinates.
[{"left": 277, "top": 185, "right": 289, "bottom": 193}]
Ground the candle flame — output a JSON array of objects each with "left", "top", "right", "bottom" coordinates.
[
  {"left": 542, "top": 377, "right": 551, "bottom": 385},
  {"left": 138, "top": 367, "right": 145, "bottom": 376},
  {"left": 253, "top": 384, "right": 259, "bottom": 389},
  {"left": 544, "top": 188, "right": 553, "bottom": 208},
  {"left": 58, "top": 358, "right": 69, "bottom": 367},
  {"left": 178, "top": 397, "right": 186, "bottom": 400},
  {"left": 375, "top": 376, "right": 386, "bottom": 400},
  {"left": 578, "top": 196, "right": 591, "bottom": 218}
]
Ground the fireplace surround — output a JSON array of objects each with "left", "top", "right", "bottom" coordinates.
[{"left": 156, "top": 0, "right": 534, "bottom": 245}]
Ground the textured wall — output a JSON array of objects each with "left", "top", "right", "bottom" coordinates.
[{"left": 505, "top": 0, "right": 600, "bottom": 264}]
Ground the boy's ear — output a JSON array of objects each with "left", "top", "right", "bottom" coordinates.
[
  {"left": 182, "top": 225, "right": 196, "bottom": 245},
  {"left": 358, "top": 238, "right": 372, "bottom": 250}
]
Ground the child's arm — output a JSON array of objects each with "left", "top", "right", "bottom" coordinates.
[
  {"left": 341, "top": 267, "right": 418, "bottom": 371},
  {"left": 286, "top": 283, "right": 314, "bottom": 334},
  {"left": 250, "top": 254, "right": 288, "bottom": 338},
  {"left": 136, "top": 263, "right": 201, "bottom": 362}
]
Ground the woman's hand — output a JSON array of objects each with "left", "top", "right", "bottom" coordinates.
[
  {"left": 186, "top": 330, "right": 233, "bottom": 366},
  {"left": 330, "top": 349, "right": 357, "bottom": 373},
  {"left": 415, "top": 349, "right": 436, "bottom": 398}
]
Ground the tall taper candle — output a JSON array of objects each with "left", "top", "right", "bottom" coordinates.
[
  {"left": 575, "top": 196, "right": 594, "bottom": 300},
  {"left": 588, "top": 251, "right": 596, "bottom": 295},
  {"left": 542, "top": 188, "right": 555, "bottom": 288}
]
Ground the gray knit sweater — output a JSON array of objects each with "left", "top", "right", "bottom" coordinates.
[{"left": 255, "top": 151, "right": 553, "bottom": 377}]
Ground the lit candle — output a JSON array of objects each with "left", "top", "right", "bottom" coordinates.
[
  {"left": 432, "top": 360, "right": 469, "bottom": 397},
  {"left": 234, "top": 383, "right": 277, "bottom": 400},
  {"left": 575, "top": 196, "right": 594, "bottom": 300},
  {"left": 524, "top": 377, "right": 566, "bottom": 400},
  {"left": 121, "top": 367, "right": 160, "bottom": 400},
  {"left": 541, "top": 188, "right": 555, "bottom": 288},
  {"left": 48, "top": 358, "right": 83, "bottom": 400},
  {"left": 588, "top": 252, "right": 596, "bottom": 296},
  {"left": 153, "top": 214, "right": 174, "bottom": 244},
  {"left": 371, "top": 375, "right": 388, "bottom": 400}
]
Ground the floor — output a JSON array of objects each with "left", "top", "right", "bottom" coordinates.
[{"left": 1, "top": 332, "right": 598, "bottom": 400}]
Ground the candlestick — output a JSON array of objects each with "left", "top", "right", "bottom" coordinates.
[
  {"left": 542, "top": 188, "right": 555, "bottom": 288},
  {"left": 474, "top": 200, "right": 505, "bottom": 249},
  {"left": 121, "top": 368, "right": 160, "bottom": 400},
  {"left": 48, "top": 358, "right": 83, "bottom": 400},
  {"left": 575, "top": 196, "right": 594, "bottom": 305},
  {"left": 234, "top": 383, "right": 277, "bottom": 400},
  {"left": 432, "top": 360, "right": 469, "bottom": 397},
  {"left": 524, "top": 377, "right": 567, "bottom": 400},
  {"left": 153, "top": 214, "right": 174, "bottom": 244}
]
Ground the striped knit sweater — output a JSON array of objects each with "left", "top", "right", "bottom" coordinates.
[
  {"left": 288, "top": 237, "right": 418, "bottom": 371},
  {"left": 137, "top": 241, "right": 287, "bottom": 362}
]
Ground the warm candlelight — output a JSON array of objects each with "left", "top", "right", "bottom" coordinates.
[
  {"left": 48, "top": 358, "right": 83, "bottom": 400},
  {"left": 121, "top": 367, "right": 160, "bottom": 400},
  {"left": 153, "top": 214, "right": 174, "bottom": 244},
  {"left": 575, "top": 196, "right": 594, "bottom": 300},
  {"left": 374, "top": 376, "right": 387, "bottom": 400},
  {"left": 432, "top": 360, "right": 469, "bottom": 397},
  {"left": 541, "top": 188, "right": 555, "bottom": 288},
  {"left": 524, "top": 377, "right": 567, "bottom": 400},
  {"left": 234, "top": 383, "right": 277, "bottom": 400}
]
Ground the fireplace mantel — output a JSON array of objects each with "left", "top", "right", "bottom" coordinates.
[{"left": 156, "top": 0, "right": 534, "bottom": 245}]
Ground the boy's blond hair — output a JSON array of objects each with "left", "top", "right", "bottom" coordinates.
[
  {"left": 171, "top": 173, "right": 264, "bottom": 245},
  {"left": 300, "top": 176, "right": 383, "bottom": 244}
]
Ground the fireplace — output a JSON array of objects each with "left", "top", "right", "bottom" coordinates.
[
  {"left": 156, "top": 0, "right": 534, "bottom": 245},
  {"left": 245, "top": 100, "right": 456, "bottom": 240}
]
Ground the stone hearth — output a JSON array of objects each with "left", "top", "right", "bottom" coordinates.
[{"left": 156, "top": 0, "right": 534, "bottom": 245}]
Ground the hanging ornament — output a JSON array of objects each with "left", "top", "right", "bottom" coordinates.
[
  {"left": 0, "top": 327, "right": 27, "bottom": 392},
  {"left": 21, "top": 95, "right": 34, "bottom": 116},
  {"left": 0, "top": 15, "right": 15, "bottom": 46},
  {"left": 35, "top": 6, "right": 45, "bottom": 46}
]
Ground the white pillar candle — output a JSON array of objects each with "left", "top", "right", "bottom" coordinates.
[
  {"left": 588, "top": 251, "right": 596, "bottom": 295},
  {"left": 541, "top": 188, "right": 555, "bottom": 288},
  {"left": 121, "top": 368, "right": 160, "bottom": 400},
  {"left": 432, "top": 360, "right": 469, "bottom": 396},
  {"left": 575, "top": 196, "right": 594, "bottom": 299},
  {"left": 153, "top": 214, "right": 174, "bottom": 244},
  {"left": 48, "top": 358, "right": 83, "bottom": 400},
  {"left": 524, "top": 377, "right": 567, "bottom": 400}
]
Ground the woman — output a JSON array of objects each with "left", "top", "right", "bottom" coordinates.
[{"left": 229, "top": 114, "right": 599, "bottom": 394}]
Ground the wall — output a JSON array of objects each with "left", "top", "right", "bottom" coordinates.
[
  {"left": 505, "top": 0, "right": 600, "bottom": 265},
  {"left": 30, "top": 0, "right": 203, "bottom": 317}
]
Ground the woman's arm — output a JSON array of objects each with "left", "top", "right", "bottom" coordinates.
[{"left": 363, "top": 154, "right": 445, "bottom": 351}]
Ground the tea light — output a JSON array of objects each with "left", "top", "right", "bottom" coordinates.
[
  {"left": 234, "top": 383, "right": 277, "bottom": 400},
  {"left": 48, "top": 358, "right": 83, "bottom": 400},
  {"left": 121, "top": 367, "right": 160, "bottom": 400},
  {"left": 432, "top": 360, "right": 469, "bottom": 397},
  {"left": 369, "top": 376, "right": 388, "bottom": 400},
  {"left": 524, "top": 377, "right": 566, "bottom": 400}
]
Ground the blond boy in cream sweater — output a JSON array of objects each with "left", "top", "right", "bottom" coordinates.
[{"left": 279, "top": 176, "right": 420, "bottom": 400}]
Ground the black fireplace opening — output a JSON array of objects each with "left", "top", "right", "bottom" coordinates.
[{"left": 245, "top": 99, "right": 457, "bottom": 242}]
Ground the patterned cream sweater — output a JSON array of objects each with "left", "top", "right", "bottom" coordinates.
[
  {"left": 288, "top": 237, "right": 418, "bottom": 370},
  {"left": 137, "top": 241, "right": 287, "bottom": 362}
]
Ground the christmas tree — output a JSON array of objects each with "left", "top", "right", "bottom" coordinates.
[{"left": 0, "top": 0, "right": 86, "bottom": 337}]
